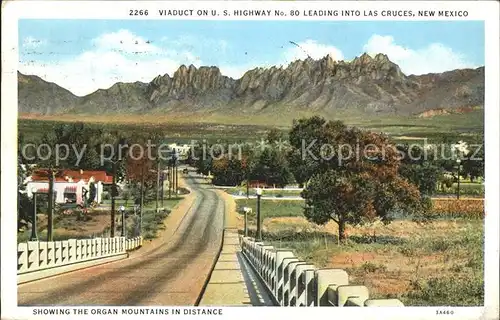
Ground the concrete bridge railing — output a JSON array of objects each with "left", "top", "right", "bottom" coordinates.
[
  {"left": 17, "top": 236, "right": 143, "bottom": 283},
  {"left": 240, "top": 236, "right": 404, "bottom": 307}
]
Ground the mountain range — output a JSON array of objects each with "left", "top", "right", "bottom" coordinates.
[{"left": 18, "top": 53, "right": 485, "bottom": 117}]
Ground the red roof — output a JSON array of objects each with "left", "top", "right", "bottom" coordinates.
[{"left": 31, "top": 169, "right": 113, "bottom": 184}]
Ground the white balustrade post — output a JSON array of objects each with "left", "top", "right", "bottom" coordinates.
[
  {"left": 315, "top": 269, "right": 349, "bottom": 306},
  {"left": 295, "top": 264, "right": 316, "bottom": 307}
]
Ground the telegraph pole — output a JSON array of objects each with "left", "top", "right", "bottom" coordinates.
[
  {"left": 175, "top": 163, "right": 179, "bottom": 196},
  {"left": 140, "top": 165, "right": 145, "bottom": 235},
  {"left": 173, "top": 148, "right": 178, "bottom": 196},
  {"left": 156, "top": 159, "right": 160, "bottom": 212},
  {"left": 110, "top": 161, "right": 117, "bottom": 238},
  {"left": 47, "top": 168, "right": 54, "bottom": 242},
  {"left": 161, "top": 172, "right": 164, "bottom": 207},
  {"left": 168, "top": 161, "right": 172, "bottom": 199}
]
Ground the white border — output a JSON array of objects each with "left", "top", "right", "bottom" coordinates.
[{"left": 2, "top": 1, "right": 499, "bottom": 320}]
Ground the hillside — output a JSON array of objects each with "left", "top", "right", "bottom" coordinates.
[{"left": 18, "top": 53, "right": 485, "bottom": 117}]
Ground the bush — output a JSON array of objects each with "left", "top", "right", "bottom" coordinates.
[
  {"left": 361, "top": 261, "right": 387, "bottom": 273},
  {"left": 102, "top": 192, "right": 111, "bottom": 200},
  {"left": 405, "top": 274, "right": 484, "bottom": 306}
]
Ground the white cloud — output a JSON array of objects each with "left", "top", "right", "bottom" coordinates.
[
  {"left": 220, "top": 40, "right": 345, "bottom": 80},
  {"left": 19, "top": 30, "right": 203, "bottom": 96},
  {"left": 363, "top": 34, "right": 476, "bottom": 75},
  {"left": 283, "top": 39, "right": 344, "bottom": 65},
  {"left": 219, "top": 62, "right": 269, "bottom": 80},
  {"left": 91, "top": 29, "right": 160, "bottom": 55},
  {"left": 22, "top": 36, "right": 45, "bottom": 49}
]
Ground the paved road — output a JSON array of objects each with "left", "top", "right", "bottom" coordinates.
[{"left": 18, "top": 173, "right": 224, "bottom": 306}]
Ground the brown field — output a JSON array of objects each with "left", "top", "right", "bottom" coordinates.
[
  {"left": 431, "top": 198, "right": 484, "bottom": 218},
  {"left": 259, "top": 216, "right": 483, "bottom": 305}
]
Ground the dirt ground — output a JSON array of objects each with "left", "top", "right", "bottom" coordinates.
[{"left": 247, "top": 215, "right": 484, "bottom": 304}]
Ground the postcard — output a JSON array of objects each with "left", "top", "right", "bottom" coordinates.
[{"left": 1, "top": 1, "right": 499, "bottom": 319}]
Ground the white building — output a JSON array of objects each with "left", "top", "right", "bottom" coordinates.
[{"left": 26, "top": 169, "right": 113, "bottom": 205}]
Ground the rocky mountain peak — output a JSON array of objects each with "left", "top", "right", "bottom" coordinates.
[{"left": 18, "top": 54, "right": 484, "bottom": 117}]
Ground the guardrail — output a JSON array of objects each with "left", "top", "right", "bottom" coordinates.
[
  {"left": 240, "top": 236, "right": 404, "bottom": 307},
  {"left": 17, "top": 236, "right": 143, "bottom": 277}
]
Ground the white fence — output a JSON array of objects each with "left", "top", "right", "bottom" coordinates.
[
  {"left": 17, "top": 236, "right": 143, "bottom": 275},
  {"left": 240, "top": 236, "right": 404, "bottom": 307}
]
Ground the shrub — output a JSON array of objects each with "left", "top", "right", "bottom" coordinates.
[
  {"left": 405, "top": 274, "right": 484, "bottom": 306},
  {"left": 361, "top": 261, "right": 387, "bottom": 273}
]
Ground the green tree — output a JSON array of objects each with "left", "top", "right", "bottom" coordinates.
[
  {"left": 462, "top": 143, "right": 484, "bottom": 182},
  {"left": 252, "top": 147, "right": 293, "bottom": 188},
  {"left": 288, "top": 116, "right": 346, "bottom": 186},
  {"left": 296, "top": 117, "right": 423, "bottom": 242},
  {"left": 396, "top": 144, "right": 441, "bottom": 196},
  {"left": 40, "top": 122, "right": 103, "bottom": 170},
  {"left": 18, "top": 133, "right": 33, "bottom": 231}
]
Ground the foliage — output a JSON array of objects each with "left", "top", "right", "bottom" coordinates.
[
  {"left": 396, "top": 144, "right": 441, "bottom": 196},
  {"left": 37, "top": 122, "right": 107, "bottom": 169},
  {"left": 88, "top": 182, "right": 97, "bottom": 204},
  {"left": 193, "top": 130, "right": 293, "bottom": 187},
  {"left": 405, "top": 274, "right": 484, "bottom": 306},
  {"left": 461, "top": 142, "right": 484, "bottom": 182},
  {"left": 18, "top": 133, "right": 34, "bottom": 231},
  {"left": 287, "top": 116, "right": 333, "bottom": 185},
  {"left": 293, "top": 117, "right": 424, "bottom": 241},
  {"left": 251, "top": 145, "right": 293, "bottom": 188}
]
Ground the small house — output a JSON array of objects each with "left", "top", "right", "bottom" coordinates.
[{"left": 26, "top": 169, "right": 113, "bottom": 205}]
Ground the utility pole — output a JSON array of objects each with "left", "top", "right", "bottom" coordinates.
[
  {"left": 47, "top": 168, "right": 54, "bottom": 242},
  {"left": 456, "top": 159, "right": 461, "bottom": 199},
  {"left": 246, "top": 171, "right": 250, "bottom": 199},
  {"left": 175, "top": 162, "right": 179, "bottom": 196},
  {"left": 140, "top": 165, "right": 145, "bottom": 235},
  {"left": 161, "top": 172, "right": 164, "bottom": 207},
  {"left": 256, "top": 187, "right": 263, "bottom": 241},
  {"left": 110, "top": 161, "right": 117, "bottom": 238},
  {"left": 156, "top": 159, "right": 160, "bottom": 212},
  {"left": 168, "top": 162, "right": 172, "bottom": 199},
  {"left": 30, "top": 189, "right": 38, "bottom": 241}
]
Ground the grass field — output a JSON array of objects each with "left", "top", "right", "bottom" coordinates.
[
  {"left": 236, "top": 199, "right": 305, "bottom": 218},
  {"left": 17, "top": 197, "right": 184, "bottom": 242},
  {"left": 18, "top": 108, "right": 483, "bottom": 143},
  {"left": 235, "top": 198, "right": 484, "bottom": 306},
  {"left": 227, "top": 187, "right": 303, "bottom": 197},
  {"left": 437, "top": 182, "right": 485, "bottom": 197}
]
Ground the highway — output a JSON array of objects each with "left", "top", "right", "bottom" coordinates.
[{"left": 18, "top": 172, "right": 225, "bottom": 306}]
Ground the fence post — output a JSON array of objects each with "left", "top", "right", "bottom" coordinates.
[
  {"left": 295, "top": 264, "right": 316, "bottom": 307},
  {"left": 337, "top": 285, "right": 369, "bottom": 307},
  {"left": 275, "top": 251, "right": 295, "bottom": 303},
  {"left": 18, "top": 243, "right": 28, "bottom": 273},
  {"left": 315, "top": 269, "right": 349, "bottom": 306}
]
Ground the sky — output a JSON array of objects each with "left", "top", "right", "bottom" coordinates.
[{"left": 19, "top": 20, "right": 484, "bottom": 96}]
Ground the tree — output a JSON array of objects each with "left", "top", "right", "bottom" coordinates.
[
  {"left": 125, "top": 143, "right": 157, "bottom": 198},
  {"left": 296, "top": 117, "right": 423, "bottom": 242},
  {"left": 252, "top": 147, "right": 293, "bottom": 187},
  {"left": 288, "top": 116, "right": 346, "bottom": 186},
  {"left": 462, "top": 143, "right": 484, "bottom": 182},
  {"left": 396, "top": 144, "right": 441, "bottom": 196},
  {"left": 18, "top": 133, "right": 33, "bottom": 231},
  {"left": 212, "top": 156, "right": 246, "bottom": 186},
  {"left": 39, "top": 122, "right": 103, "bottom": 170},
  {"left": 88, "top": 182, "right": 97, "bottom": 204}
]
